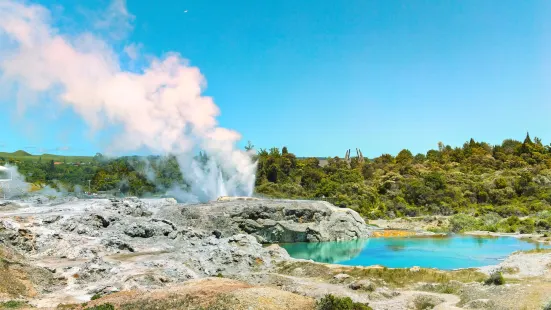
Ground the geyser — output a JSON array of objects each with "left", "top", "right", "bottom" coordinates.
[{"left": 0, "top": 0, "right": 256, "bottom": 201}]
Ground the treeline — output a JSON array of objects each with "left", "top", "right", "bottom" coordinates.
[
  {"left": 0, "top": 154, "right": 185, "bottom": 196},
  {"left": 255, "top": 134, "right": 551, "bottom": 219},
  {"left": 3, "top": 133, "right": 551, "bottom": 223}
]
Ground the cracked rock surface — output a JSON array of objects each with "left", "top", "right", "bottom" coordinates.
[
  {"left": 0, "top": 197, "right": 369, "bottom": 307},
  {"left": 161, "top": 199, "right": 372, "bottom": 243}
]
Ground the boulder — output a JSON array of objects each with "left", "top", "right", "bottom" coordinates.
[{"left": 349, "top": 280, "right": 376, "bottom": 291}]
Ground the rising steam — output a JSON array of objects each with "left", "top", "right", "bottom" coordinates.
[
  {"left": 0, "top": 0, "right": 256, "bottom": 202},
  {"left": 0, "top": 165, "right": 30, "bottom": 199}
]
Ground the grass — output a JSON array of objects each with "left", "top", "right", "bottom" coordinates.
[
  {"left": 0, "top": 301, "right": 29, "bottom": 309},
  {"left": 119, "top": 295, "right": 203, "bottom": 310},
  {"left": 515, "top": 248, "right": 551, "bottom": 254},
  {"left": 277, "top": 261, "right": 486, "bottom": 288},
  {"left": 419, "top": 281, "right": 462, "bottom": 294}
]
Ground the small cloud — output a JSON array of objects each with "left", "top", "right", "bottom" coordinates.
[
  {"left": 123, "top": 43, "right": 142, "bottom": 61},
  {"left": 184, "top": 10, "right": 188, "bottom": 13},
  {"left": 94, "top": 0, "right": 135, "bottom": 40},
  {"left": 57, "top": 146, "right": 71, "bottom": 151}
]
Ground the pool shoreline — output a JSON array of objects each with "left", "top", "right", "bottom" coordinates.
[{"left": 278, "top": 233, "right": 551, "bottom": 271}]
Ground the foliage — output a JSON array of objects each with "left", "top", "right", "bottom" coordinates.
[
  {"left": 316, "top": 294, "right": 372, "bottom": 310},
  {"left": 91, "top": 293, "right": 102, "bottom": 301},
  {"left": 253, "top": 134, "right": 551, "bottom": 225},
  {"left": 449, "top": 214, "right": 479, "bottom": 233},
  {"left": 0, "top": 301, "right": 28, "bottom": 309},
  {"left": 484, "top": 271, "right": 505, "bottom": 285},
  {"left": 6, "top": 133, "right": 551, "bottom": 226},
  {"left": 412, "top": 295, "right": 440, "bottom": 310}
]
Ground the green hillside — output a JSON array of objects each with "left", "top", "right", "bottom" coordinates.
[{"left": 0, "top": 150, "right": 94, "bottom": 163}]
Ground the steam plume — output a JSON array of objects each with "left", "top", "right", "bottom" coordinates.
[
  {"left": 0, "top": 0, "right": 256, "bottom": 201},
  {"left": 0, "top": 165, "right": 30, "bottom": 199}
]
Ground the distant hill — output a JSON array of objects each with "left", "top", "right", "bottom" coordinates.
[
  {"left": 0, "top": 151, "right": 94, "bottom": 163},
  {"left": 12, "top": 150, "right": 31, "bottom": 156}
]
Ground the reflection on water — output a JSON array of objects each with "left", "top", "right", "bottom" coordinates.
[
  {"left": 279, "top": 239, "right": 368, "bottom": 263},
  {"left": 279, "top": 235, "right": 551, "bottom": 270},
  {"left": 386, "top": 244, "right": 405, "bottom": 252}
]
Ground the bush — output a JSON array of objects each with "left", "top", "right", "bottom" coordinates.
[
  {"left": 91, "top": 293, "right": 102, "bottom": 301},
  {"left": 316, "top": 294, "right": 372, "bottom": 310},
  {"left": 0, "top": 301, "right": 28, "bottom": 309},
  {"left": 484, "top": 272, "right": 505, "bottom": 285},
  {"left": 543, "top": 299, "right": 551, "bottom": 310},
  {"left": 449, "top": 214, "right": 480, "bottom": 232},
  {"left": 519, "top": 218, "right": 535, "bottom": 234},
  {"left": 413, "top": 295, "right": 443, "bottom": 310}
]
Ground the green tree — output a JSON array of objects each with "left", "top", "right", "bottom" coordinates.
[
  {"left": 396, "top": 149, "right": 413, "bottom": 166},
  {"left": 245, "top": 140, "right": 254, "bottom": 151}
]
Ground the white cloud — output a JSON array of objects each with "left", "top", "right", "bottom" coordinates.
[
  {"left": 94, "top": 0, "right": 135, "bottom": 40},
  {"left": 123, "top": 42, "right": 141, "bottom": 61}
]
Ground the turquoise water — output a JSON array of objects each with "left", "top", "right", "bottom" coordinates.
[{"left": 280, "top": 235, "right": 550, "bottom": 270}]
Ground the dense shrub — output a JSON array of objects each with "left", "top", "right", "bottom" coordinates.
[
  {"left": 316, "top": 294, "right": 372, "bottom": 310},
  {"left": 484, "top": 272, "right": 505, "bottom": 285},
  {"left": 449, "top": 214, "right": 479, "bottom": 233}
]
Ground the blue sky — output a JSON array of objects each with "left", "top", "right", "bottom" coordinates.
[{"left": 1, "top": 0, "right": 550, "bottom": 157}]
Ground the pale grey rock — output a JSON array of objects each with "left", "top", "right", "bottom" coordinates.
[
  {"left": 349, "top": 280, "right": 376, "bottom": 291},
  {"left": 163, "top": 199, "right": 371, "bottom": 243},
  {"left": 333, "top": 273, "right": 351, "bottom": 282}
]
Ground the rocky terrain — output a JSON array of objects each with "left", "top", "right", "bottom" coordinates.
[
  {"left": 172, "top": 199, "right": 371, "bottom": 243},
  {"left": 1, "top": 197, "right": 551, "bottom": 310}
]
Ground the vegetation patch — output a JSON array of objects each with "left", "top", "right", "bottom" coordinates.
[
  {"left": 316, "top": 294, "right": 372, "bottom": 310},
  {"left": 516, "top": 248, "right": 551, "bottom": 254},
  {"left": 418, "top": 281, "right": 463, "bottom": 294},
  {"left": 0, "top": 301, "right": 30, "bottom": 309},
  {"left": 412, "top": 295, "right": 443, "bottom": 310},
  {"left": 277, "top": 261, "right": 486, "bottom": 288},
  {"left": 345, "top": 267, "right": 485, "bottom": 288},
  {"left": 484, "top": 272, "right": 505, "bottom": 285},
  {"left": 119, "top": 295, "right": 201, "bottom": 310},
  {"left": 85, "top": 304, "right": 115, "bottom": 310}
]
